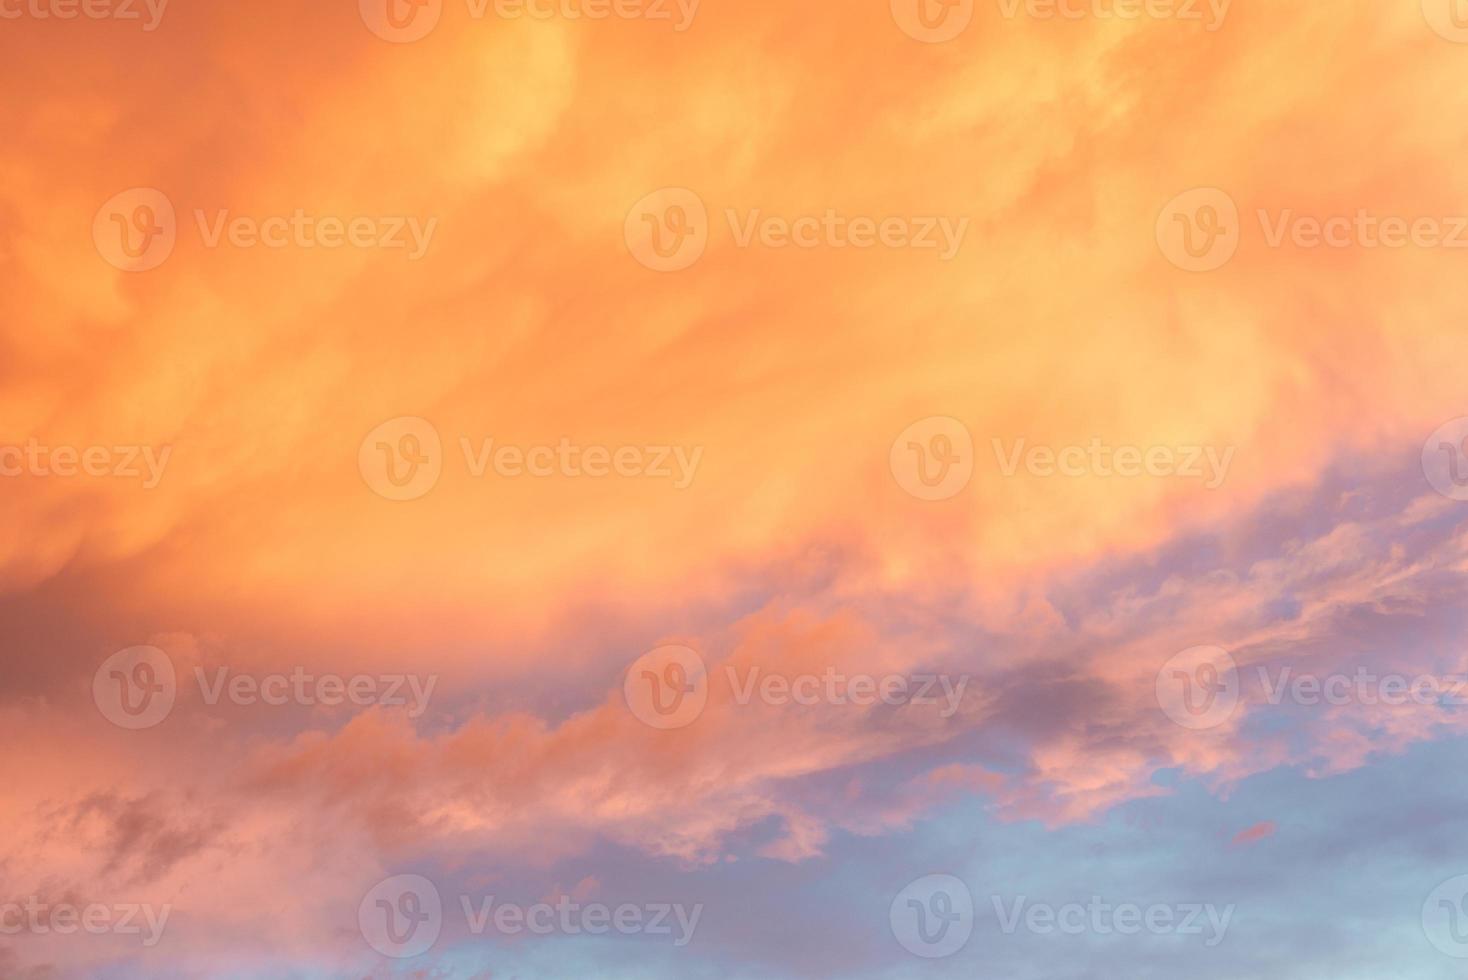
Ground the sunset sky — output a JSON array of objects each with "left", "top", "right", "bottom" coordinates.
[{"left": 4, "top": 0, "right": 1468, "bottom": 976}]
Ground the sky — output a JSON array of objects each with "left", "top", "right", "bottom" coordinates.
[{"left": 3, "top": 0, "right": 1468, "bottom": 976}]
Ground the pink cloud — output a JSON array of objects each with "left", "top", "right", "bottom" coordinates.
[{"left": 1232, "top": 820, "right": 1277, "bottom": 847}]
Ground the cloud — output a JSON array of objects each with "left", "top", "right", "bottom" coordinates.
[
  {"left": 1231, "top": 820, "right": 1276, "bottom": 847},
  {"left": 3, "top": 1, "right": 1468, "bottom": 976}
]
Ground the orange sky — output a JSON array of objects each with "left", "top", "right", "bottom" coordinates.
[{"left": 4, "top": 1, "right": 1468, "bottom": 977}]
